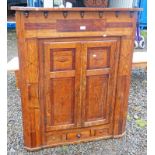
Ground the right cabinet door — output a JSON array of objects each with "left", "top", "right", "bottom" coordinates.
[{"left": 81, "top": 40, "right": 120, "bottom": 127}]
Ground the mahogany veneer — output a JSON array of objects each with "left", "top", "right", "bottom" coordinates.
[{"left": 11, "top": 7, "right": 141, "bottom": 151}]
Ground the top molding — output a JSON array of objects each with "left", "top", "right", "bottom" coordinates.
[{"left": 11, "top": 6, "right": 142, "bottom": 12}]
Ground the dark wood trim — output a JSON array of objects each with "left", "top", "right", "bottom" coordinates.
[
  {"left": 56, "top": 19, "right": 106, "bottom": 32},
  {"left": 25, "top": 21, "right": 133, "bottom": 31},
  {"left": 106, "top": 22, "right": 133, "bottom": 28},
  {"left": 25, "top": 23, "right": 56, "bottom": 30}
]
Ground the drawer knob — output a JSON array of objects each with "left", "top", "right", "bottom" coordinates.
[{"left": 76, "top": 134, "right": 81, "bottom": 138}]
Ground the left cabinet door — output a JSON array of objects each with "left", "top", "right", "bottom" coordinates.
[{"left": 42, "top": 42, "right": 81, "bottom": 132}]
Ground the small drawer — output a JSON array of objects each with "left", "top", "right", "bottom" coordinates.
[
  {"left": 46, "top": 134, "right": 66, "bottom": 144},
  {"left": 94, "top": 128, "right": 109, "bottom": 136},
  {"left": 67, "top": 130, "right": 90, "bottom": 140}
]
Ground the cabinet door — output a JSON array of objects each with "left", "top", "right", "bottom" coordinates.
[
  {"left": 81, "top": 40, "right": 119, "bottom": 127},
  {"left": 43, "top": 42, "right": 81, "bottom": 132}
]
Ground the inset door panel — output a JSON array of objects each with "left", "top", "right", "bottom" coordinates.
[
  {"left": 50, "top": 49, "right": 75, "bottom": 71},
  {"left": 50, "top": 78, "right": 75, "bottom": 126},
  {"left": 87, "top": 47, "right": 110, "bottom": 69},
  {"left": 43, "top": 42, "right": 81, "bottom": 132},
  {"left": 85, "top": 75, "right": 109, "bottom": 122},
  {"left": 82, "top": 40, "right": 119, "bottom": 127}
]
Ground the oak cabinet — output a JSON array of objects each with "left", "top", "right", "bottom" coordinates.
[{"left": 12, "top": 7, "right": 141, "bottom": 150}]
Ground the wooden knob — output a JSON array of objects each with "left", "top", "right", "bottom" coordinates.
[{"left": 76, "top": 134, "right": 81, "bottom": 138}]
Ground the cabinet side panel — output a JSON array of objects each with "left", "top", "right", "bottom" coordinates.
[
  {"left": 113, "top": 37, "right": 136, "bottom": 136},
  {"left": 114, "top": 75, "right": 131, "bottom": 135},
  {"left": 113, "top": 13, "right": 137, "bottom": 136},
  {"left": 26, "top": 39, "right": 42, "bottom": 147},
  {"left": 15, "top": 12, "right": 32, "bottom": 147},
  {"left": 16, "top": 11, "right": 42, "bottom": 148}
]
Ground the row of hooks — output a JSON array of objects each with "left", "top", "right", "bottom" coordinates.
[{"left": 24, "top": 11, "right": 135, "bottom": 18}]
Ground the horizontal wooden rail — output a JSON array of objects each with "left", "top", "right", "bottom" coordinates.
[{"left": 7, "top": 52, "right": 147, "bottom": 89}]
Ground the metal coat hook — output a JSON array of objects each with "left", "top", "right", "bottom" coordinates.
[
  {"left": 99, "top": 11, "right": 104, "bottom": 18},
  {"left": 44, "top": 11, "right": 48, "bottom": 18},
  {"left": 80, "top": 11, "right": 85, "bottom": 18},
  {"left": 129, "top": 11, "right": 134, "bottom": 18},
  {"left": 24, "top": 11, "right": 29, "bottom": 18},
  {"left": 63, "top": 11, "right": 68, "bottom": 18},
  {"left": 115, "top": 11, "right": 120, "bottom": 18}
]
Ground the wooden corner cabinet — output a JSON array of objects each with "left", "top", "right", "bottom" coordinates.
[{"left": 11, "top": 7, "right": 141, "bottom": 151}]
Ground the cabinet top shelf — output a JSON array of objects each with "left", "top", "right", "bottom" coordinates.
[{"left": 11, "top": 6, "right": 142, "bottom": 12}]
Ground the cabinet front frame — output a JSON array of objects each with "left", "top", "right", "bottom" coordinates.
[{"left": 38, "top": 37, "right": 120, "bottom": 145}]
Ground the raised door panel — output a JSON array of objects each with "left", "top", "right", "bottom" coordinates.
[
  {"left": 43, "top": 42, "right": 81, "bottom": 132},
  {"left": 85, "top": 75, "right": 109, "bottom": 122},
  {"left": 82, "top": 40, "right": 119, "bottom": 127},
  {"left": 50, "top": 78, "right": 75, "bottom": 126}
]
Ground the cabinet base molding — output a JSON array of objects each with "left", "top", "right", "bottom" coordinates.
[
  {"left": 113, "top": 131, "right": 126, "bottom": 138},
  {"left": 24, "top": 132, "right": 126, "bottom": 151}
]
